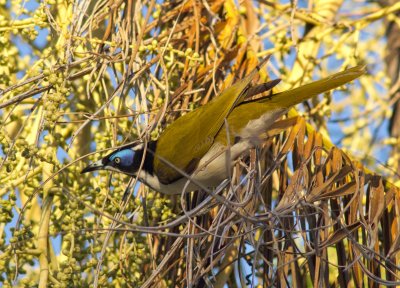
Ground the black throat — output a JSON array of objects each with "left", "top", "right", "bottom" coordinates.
[{"left": 132, "top": 141, "right": 157, "bottom": 175}]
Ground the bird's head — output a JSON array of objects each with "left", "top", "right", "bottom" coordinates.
[{"left": 80, "top": 142, "right": 155, "bottom": 176}]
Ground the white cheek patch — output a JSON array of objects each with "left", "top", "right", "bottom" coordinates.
[{"left": 132, "top": 143, "right": 144, "bottom": 151}]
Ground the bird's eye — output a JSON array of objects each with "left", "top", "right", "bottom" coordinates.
[{"left": 114, "top": 157, "right": 121, "bottom": 164}]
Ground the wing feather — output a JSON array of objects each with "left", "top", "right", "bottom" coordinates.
[{"left": 154, "top": 57, "right": 271, "bottom": 184}]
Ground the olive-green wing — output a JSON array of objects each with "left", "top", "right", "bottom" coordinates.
[
  {"left": 154, "top": 58, "right": 270, "bottom": 184},
  {"left": 217, "top": 65, "right": 366, "bottom": 144}
]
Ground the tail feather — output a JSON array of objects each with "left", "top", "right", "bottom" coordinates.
[{"left": 260, "top": 65, "right": 366, "bottom": 107}]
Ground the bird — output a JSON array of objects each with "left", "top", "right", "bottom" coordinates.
[{"left": 81, "top": 58, "right": 365, "bottom": 195}]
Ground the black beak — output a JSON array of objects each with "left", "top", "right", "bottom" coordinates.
[{"left": 81, "top": 160, "right": 104, "bottom": 174}]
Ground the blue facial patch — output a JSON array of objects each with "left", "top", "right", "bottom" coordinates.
[{"left": 110, "top": 149, "right": 135, "bottom": 166}]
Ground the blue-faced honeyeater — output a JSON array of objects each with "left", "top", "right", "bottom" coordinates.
[{"left": 81, "top": 58, "right": 365, "bottom": 194}]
